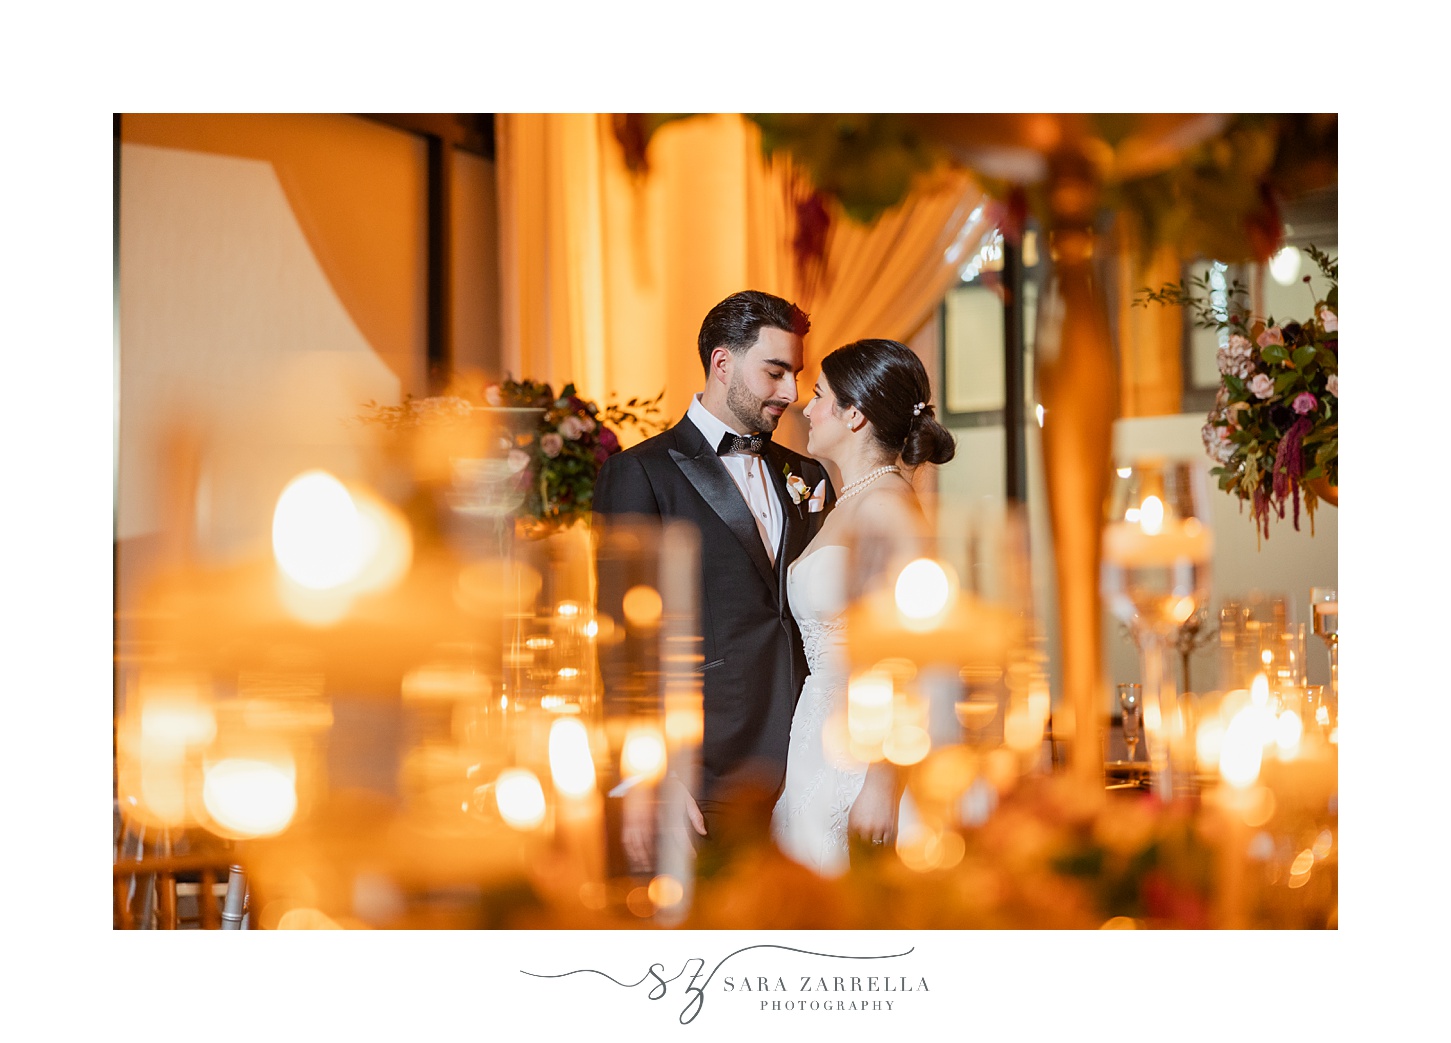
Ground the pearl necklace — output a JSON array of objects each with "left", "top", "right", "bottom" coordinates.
[{"left": 836, "top": 464, "right": 901, "bottom": 504}]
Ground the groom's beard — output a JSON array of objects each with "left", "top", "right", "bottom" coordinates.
[{"left": 727, "top": 374, "right": 790, "bottom": 434}]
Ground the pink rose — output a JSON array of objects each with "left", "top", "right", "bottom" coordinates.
[
  {"left": 484, "top": 384, "right": 503, "bottom": 406},
  {"left": 507, "top": 448, "right": 531, "bottom": 474},
  {"left": 1319, "top": 307, "right": 1337, "bottom": 333},
  {"left": 1326, "top": 374, "right": 1338, "bottom": 397},
  {"left": 1248, "top": 373, "right": 1275, "bottom": 399},
  {"left": 541, "top": 433, "right": 564, "bottom": 458},
  {"left": 1292, "top": 392, "right": 1318, "bottom": 415},
  {"left": 558, "top": 415, "right": 586, "bottom": 440},
  {"left": 1257, "top": 327, "right": 1284, "bottom": 349}
]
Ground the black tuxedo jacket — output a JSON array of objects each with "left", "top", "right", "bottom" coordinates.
[{"left": 592, "top": 416, "right": 834, "bottom": 805}]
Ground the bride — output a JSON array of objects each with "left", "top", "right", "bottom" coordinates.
[{"left": 772, "top": 338, "right": 956, "bottom": 876}]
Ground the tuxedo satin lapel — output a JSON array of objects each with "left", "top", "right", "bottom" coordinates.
[{"left": 668, "top": 433, "right": 778, "bottom": 594}]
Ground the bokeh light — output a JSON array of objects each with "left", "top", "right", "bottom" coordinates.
[
  {"left": 1220, "top": 710, "right": 1264, "bottom": 788},
  {"left": 622, "top": 585, "right": 663, "bottom": 629},
  {"left": 848, "top": 671, "right": 894, "bottom": 751},
  {"left": 202, "top": 755, "right": 298, "bottom": 837},
  {"left": 1275, "top": 709, "right": 1303, "bottom": 755},
  {"left": 272, "top": 470, "right": 365, "bottom": 590},
  {"left": 648, "top": 874, "right": 684, "bottom": 909},
  {"left": 548, "top": 718, "right": 597, "bottom": 798},
  {"left": 1137, "top": 495, "right": 1164, "bottom": 535},
  {"left": 495, "top": 768, "right": 547, "bottom": 830},
  {"left": 894, "top": 558, "right": 953, "bottom": 625},
  {"left": 883, "top": 724, "right": 931, "bottom": 766},
  {"left": 621, "top": 725, "right": 667, "bottom": 782}
]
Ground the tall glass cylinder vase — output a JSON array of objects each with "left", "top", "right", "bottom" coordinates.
[{"left": 1101, "top": 458, "right": 1213, "bottom": 799}]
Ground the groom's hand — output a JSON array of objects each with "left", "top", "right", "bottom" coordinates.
[
  {"left": 621, "top": 785, "right": 654, "bottom": 872},
  {"left": 621, "top": 775, "right": 707, "bottom": 873},
  {"left": 682, "top": 782, "right": 707, "bottom": 838}
]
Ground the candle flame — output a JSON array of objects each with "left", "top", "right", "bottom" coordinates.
[
  {"left": 1138, "top": 495, "right": 1164, "bottom": 535},
  {"left": 495, "top": 768, "right": 547, "bottom": 829},
  {"left": 1220, "top": 709, "right": 1264, "bottom": 788},
  {"left": 548, "top": 718, "right": 597, "bottom": 798},
  {"left": 1274, "top": 709, "right": 1303, "bottom": 755},
  {"left": 1250, "top": 673, "right": 1270, "bottom": 707}
]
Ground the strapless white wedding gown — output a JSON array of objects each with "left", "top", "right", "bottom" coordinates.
[{"left": 771, "top": 545, "right": 866, "bottom": 877}]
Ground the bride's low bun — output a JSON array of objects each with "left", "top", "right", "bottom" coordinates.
[
  {"left": 820, "top": 339, "right": 955, "bottom": 469},
  {"left": 902, "top": 411, "right": 956, "bottom": 467}
]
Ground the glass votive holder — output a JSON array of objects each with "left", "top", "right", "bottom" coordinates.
[
  {"left": 1305, "top": 683, "right": 1336, "bottom": 741},
  {"left": 1259, "top": 622, "right": 1307, "bottom": 695}
]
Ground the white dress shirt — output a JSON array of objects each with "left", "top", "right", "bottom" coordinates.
[{"left": 686, "top": 394, "right": 782, "bottom": 564}]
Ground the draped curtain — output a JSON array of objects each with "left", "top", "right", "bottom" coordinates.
[{"left": 497, "top": 113, "right": 988, "bottom": 439}]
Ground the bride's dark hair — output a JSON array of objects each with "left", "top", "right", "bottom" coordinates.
[{"left": 820, "top": 339, "right": 956, "bottom": 467}]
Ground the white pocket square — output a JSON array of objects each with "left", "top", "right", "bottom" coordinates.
[{"left": 808, "top": 480, "right": 827, "bottom": 513}]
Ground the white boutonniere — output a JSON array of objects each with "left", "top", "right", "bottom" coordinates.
[{"left": 783, "top": 464, "right": 811, "bottom": 505}]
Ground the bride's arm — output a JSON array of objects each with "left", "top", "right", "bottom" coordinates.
[{"left": 844, "top": 481, "right": 928, "bottom": 848}]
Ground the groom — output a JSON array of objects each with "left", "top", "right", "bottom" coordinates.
[{"left": 593, "top": 290, "right": 832, "bottom": 866}]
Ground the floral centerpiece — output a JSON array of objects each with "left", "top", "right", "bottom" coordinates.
[
  {"left": 1137, "top": 246, "right": 1338, "bottom": 540},
  {"left": 362, "top": 378, "right": 663, "bottom": 536}
]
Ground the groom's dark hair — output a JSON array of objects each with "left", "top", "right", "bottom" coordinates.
[{"left": 697, "top": 290, "right": 811, "bottom": 372}]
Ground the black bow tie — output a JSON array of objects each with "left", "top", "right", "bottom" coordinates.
[{"left": 716, "top": 431, "right": 770, "bottom": 456}]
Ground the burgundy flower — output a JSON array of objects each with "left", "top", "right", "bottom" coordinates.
[
  {"left": 598, "top": 427, "right": 620, "bottom": 454},
  {"left": 792, "top": 189, "right": 831, "bottom": 294}
]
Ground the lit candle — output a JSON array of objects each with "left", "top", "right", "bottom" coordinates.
[{"left": 1101, "top": 516, "right": 1213, "bottom": 567}]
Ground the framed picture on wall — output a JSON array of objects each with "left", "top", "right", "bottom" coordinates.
[
  {"left": 941, "top": 281, "right": 1005, "bottom": 426},
  {"left": 939, "top": 276, "right": 1038, "bottom": 428}
]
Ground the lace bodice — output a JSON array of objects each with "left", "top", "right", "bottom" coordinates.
[{"left": 787, "top": 545, "right": 849, "bottom": 676}]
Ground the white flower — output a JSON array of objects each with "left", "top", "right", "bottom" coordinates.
[
  {"left": 507, "top": 449, "right": 531, "bottom": 474},
  {"left": 558, "top": 415, "right": 587, "bottom": 440},
  {"left": 1326, "top": 373, "right": 1338, "bottom": 397},
  {"left": 1217, "top": 333, "right": 1255, "bottom": 378},
  {"left": 783, "top": 468, "right": 810, "bottom": 504},
  {"left": 484, "top": 384, "right": 503, "bottom": 406},
  {"left": 1201, "top": 421, "right": 1236, "bottom": 466},
  {"left": 1248, "top": 373, "right": 1275, "bottom": 399},
  {"left": 1319, "top": 307, "right": 1337, "bottom": 333}
]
